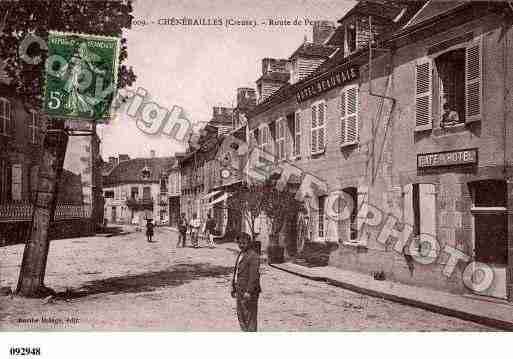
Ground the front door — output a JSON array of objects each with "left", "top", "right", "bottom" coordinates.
[{"left": 474, "top": 211, "right": 507, "bottom": 299}]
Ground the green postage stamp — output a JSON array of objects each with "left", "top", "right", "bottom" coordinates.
[{"left": 43, "top": 31, "right": 121, "bottom": 122}]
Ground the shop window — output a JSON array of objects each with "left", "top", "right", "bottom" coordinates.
[
  {"left": 435, "top": 49, "right": 466, "bottom": 127},
  {"left": 311, "top": 101, "right": 326, "bottom": 155},
  {"left": 470, "top": 180, "right": 507, "bottom": 266},
  {"left": 0, "top": 97, "right": 12, "bottom": 136}
]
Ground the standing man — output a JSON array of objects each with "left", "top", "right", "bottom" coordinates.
[
  {"left": 189, "top": 213, "right": 201, "bottom": 248},
  {"left": 177, "top": 212, "right": 188, "bottom": 248},
  {"left": 204, "top": 213, "right": 217, "bottom": 248},
  {"left": 231, "top": 232, "right": 261, "bottom": 332}
]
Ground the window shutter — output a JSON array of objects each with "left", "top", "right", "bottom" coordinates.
[
  {"left": 356, "top": 186, "right": 368, "bottom": 245},
  {"left": 403, "top": 184, "right": 414, "bottom": 246},
  {"left": 346, "top": 86, "right": 359, "bottom": 144},
  {"left": 340, "top": 90, "right": 346, "bottom": 145},
  {"left": 415, "top": 58, "right": 432, "bottom": 131},
  {"left": 419, "top": 183, "right": 436, "bottom": 246},
  {"left": 294, "top": 111, "right": 301, "bottom": 157},
  {"left": 317, "top": 102, "right": 325, "bottom": 152},
  {"left": 311, "top": 104, "right": 318, "bottom": 154},
  {"left": 465, "top": 37, "right": 482, "bottom": 123}
]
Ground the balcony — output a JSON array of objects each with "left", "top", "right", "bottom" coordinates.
[{"left": 126, "top": 197, "right": 154, "bottom": 210}]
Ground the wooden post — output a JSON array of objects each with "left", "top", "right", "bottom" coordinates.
[{"left": 16, "top": 124, "right": 68, "bottom": 297}]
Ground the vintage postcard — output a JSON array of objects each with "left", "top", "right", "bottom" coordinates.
[{"left": 1, "top": 0, "right": 513, "bottom": 353}]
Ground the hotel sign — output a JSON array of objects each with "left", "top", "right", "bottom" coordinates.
[
  {"left": 296, "top": 66, "right": 358, "bottom": 103},
  {"left": 417, "top": 148, "right": 478, "bottom": 169}
]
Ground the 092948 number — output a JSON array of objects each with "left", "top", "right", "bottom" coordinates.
[{"left": 9, "top": 347, "right": 41, "bottom": 356}]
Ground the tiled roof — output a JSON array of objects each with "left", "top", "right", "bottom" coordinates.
[
  {"left": 289, "top": 42, "right": 337, "bottom": 60},
  {"left": 103, "top": 157, "right": 175, "bottom": 185},
  {"left": 256, "top": 71, "right": 290, "bottom": 84},
  {"left": 404, "top": 0, "right": 468, "bottom": 29}
]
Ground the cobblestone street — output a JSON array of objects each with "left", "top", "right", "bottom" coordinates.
[{"left": 0, "top": 228, "right": 493, "bottom": 331}]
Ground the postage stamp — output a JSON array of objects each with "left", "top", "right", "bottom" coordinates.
[{"left": 43, "top": 31, "right": 120, "bottom": 122}]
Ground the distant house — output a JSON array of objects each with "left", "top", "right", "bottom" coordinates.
[{"left": 102, "top": 152, "right": 175, "bottom": 226}]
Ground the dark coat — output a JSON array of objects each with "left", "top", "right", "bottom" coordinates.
[{"left": 233, "top": 249, "right": 261, "bottom": 296}]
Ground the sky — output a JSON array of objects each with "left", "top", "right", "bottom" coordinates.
[{"left": 98, "top": 0, "right": 356, "bottom": 159}]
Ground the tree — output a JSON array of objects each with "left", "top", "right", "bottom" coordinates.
[
  {"left": 1, "top": 0, "right": 136, "bottom": 297},
  {"left": 224, "top": 184, "right": 266, "bottom": 241}
]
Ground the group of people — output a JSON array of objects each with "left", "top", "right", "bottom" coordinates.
[{"left": 177, "top": 212, "right": 218, "bottom": 249}]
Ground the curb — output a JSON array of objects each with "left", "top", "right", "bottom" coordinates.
[{"left": 269, "top": 263, "right": 513, "bottom": 331}]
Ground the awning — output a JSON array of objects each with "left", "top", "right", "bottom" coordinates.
[
  {"left": 202, "top": 190, "right": 222, "bottom": 201},
  {"left": 209, "top": 192, "right": 230, "bottom": 206}
]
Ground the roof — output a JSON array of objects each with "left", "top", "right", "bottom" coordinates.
[
  {"left": 404, "top": 0, "right": 468, "bottom": 29},
  {"left": 256, "top": 71, "right": 290, "bottom": 84},
  {"left": 289, "top": 42, "right": 337, "bottom": 60},
  {"left": 103, "top": 157, "right": 175, "bottom": 186},
  {"left": 339, "top": 0, "right": 406, "bottom": 23}
]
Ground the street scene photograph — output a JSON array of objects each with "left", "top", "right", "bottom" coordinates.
[{"left": 1, "top": 0, "right": 513, "bottom": 350}]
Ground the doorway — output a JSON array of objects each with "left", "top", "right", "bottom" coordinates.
[
  {"left": 470, "top": 180, "right": 508, "bottom": 299},
  {"left": 111, "top": 206, "right": 117, "bottom": 223}
]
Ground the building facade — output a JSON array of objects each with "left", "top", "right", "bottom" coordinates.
[
  {"left": 245, "top": 1, "right": 513, "bottom": 301},
  {"left": 103, "top": 153, "right": 174, "bottom": 226}
]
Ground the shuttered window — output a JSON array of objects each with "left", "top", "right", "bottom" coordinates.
[
  {"left": 0, "top": 97, "right": 12, "bottom": 136},
  {"left": 293, "top": 110, "right": 301, "bottom": 157},
  {"left": 415, "top": 58, "right": 432, "bottom": 131},
  {"left": 465, "top": 37, "right": 482, "bottom": 122},
  {"left": 275, "top": 118, "right": 286, "bottom": 160},
  {"left": 311, "top": 101, "right": 326, "bottom": 155},
  {"left": 318, "top": 195, "right": 326, "bottom": 239},
  {"left": 340, "top": 85, "right": 359, "bottom": 146}
]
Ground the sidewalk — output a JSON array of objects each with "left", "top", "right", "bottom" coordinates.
[{"left": 270, "top": 262, "right": 513, "bottom": 331}]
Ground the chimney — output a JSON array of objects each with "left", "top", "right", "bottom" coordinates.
[
  {"left": 312, "top": 20, "right": 336, "bottom": 44},
  {"left": 108, "top": 156, "right": 118, "bottom": 166},
  {"left": 257, "top": 58, "right": 290, "bottom": 103},
  {"left": 118, "top": 154, "right": 130, "bottom": 162},
  {"left": 150, "top": 150, "right": 156, "bottom": 158}
]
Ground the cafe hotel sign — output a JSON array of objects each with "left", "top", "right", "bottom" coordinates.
[
  {"left": 417, "top": 148, "right": 478, "bottom": 169},
  {"left": 296, "top": 66, "right": 358, "bottom": 102}
]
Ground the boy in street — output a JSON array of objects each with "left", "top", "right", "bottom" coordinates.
[
  {"left": 231, "top": 232, "right": 261, "bottom": 332},
  {"left": 177, "top": 212, "right": 188, "bottom": 248}
]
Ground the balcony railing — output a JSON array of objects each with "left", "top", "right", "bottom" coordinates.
[{"left": 0, "top": 201, "right": 91, "bottom": 222}]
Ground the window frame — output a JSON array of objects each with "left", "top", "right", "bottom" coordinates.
[
  {"left": 310, "top": 100, "right": 326, "bottom": 155},
  {"left": 260, "top": 124, "right": 271, "bottom": 155},
  {"left": 317, "top": 195, "right": 326, "bottom": 240},
  {"left": 29, "top": 110, "right": 39, "bottom": 144}
]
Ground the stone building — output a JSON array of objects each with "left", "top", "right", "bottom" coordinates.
[
  {"left": 102, "top": 152, "right": 174, "bottom": 226},
  {"left": 246, "top": 0, "right": 513, "bottom": 301}
]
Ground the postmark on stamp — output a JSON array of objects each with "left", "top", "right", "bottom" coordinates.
[{"left": 43, "top": 31, "right": 120, "bottom": 122}]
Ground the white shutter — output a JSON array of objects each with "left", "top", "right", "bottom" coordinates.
[
  {"left": 311, "top": 104, "right": 318, "bottom": 154},
  {"left": 403, "top": 184, "right": 414, "bottom": 246},
  {"left": 419, "top": 183, "right": 436, "bottom": 246},
  {"left": 317, "top": 102, "right": 325, "bottom": 153},
  {"left": 12, "top": 164, "right": 22, "bottom": 201},
  {"left": 415, "top": 58, "right": 432, "bottom": 131},
  {"left": 294, "top": 111, "right": 301, "bottom": 157},
  {"left": 356, "top": 186, "right": 368, "bottom": 245},
  {"left": 340, "top": 90, "right": 346, "bottom": 145},
  {"left": 465, "top": 37, "right": 482, "bottom": 123},
  {"left": 346, "top": 86, "right": 359, "bottom": 144}
]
